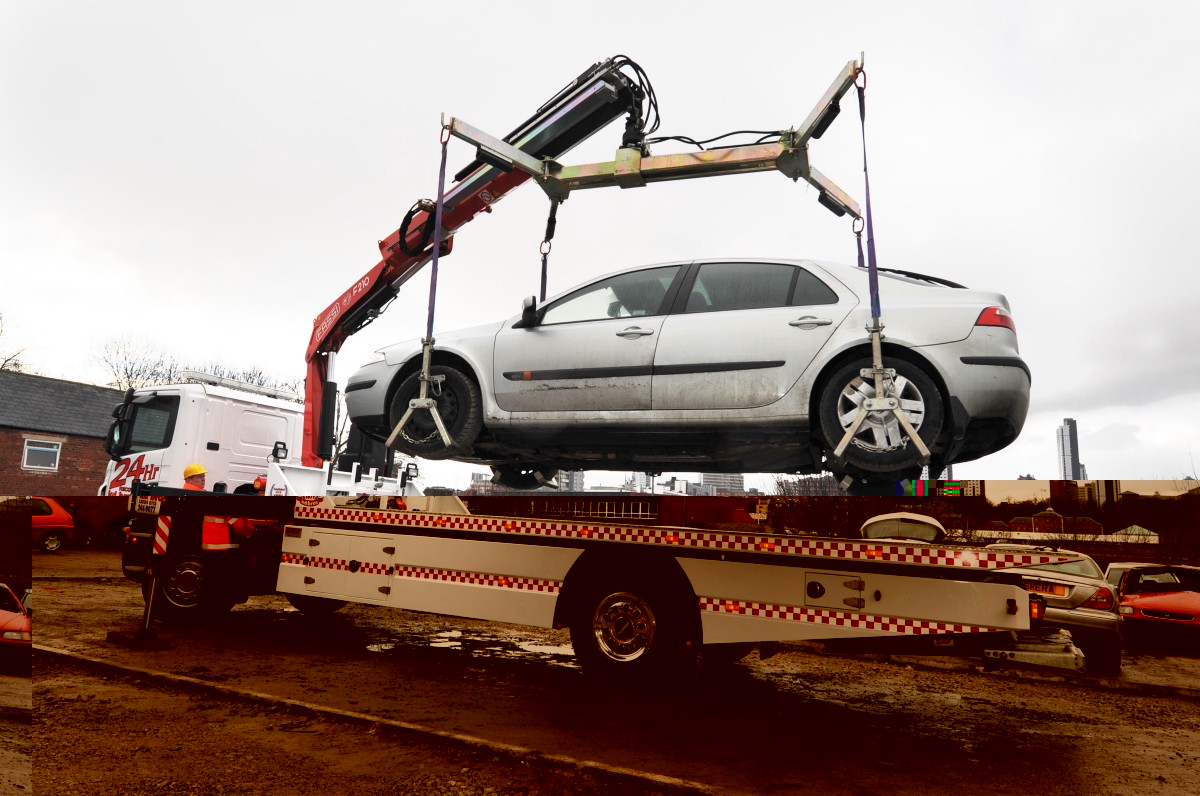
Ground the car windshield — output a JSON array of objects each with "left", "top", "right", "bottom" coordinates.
[
  {"left": 1026, "top": 556, "right": 1103, "bottom": 579},
  {"left": 1133, "top": 568, "right": 1200, "bottom": 592},
  {"left": 0, "top": 589, "right": 21, "bottom": 614}
]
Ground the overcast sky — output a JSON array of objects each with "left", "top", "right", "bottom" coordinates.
[{"left": 3, "top": 2, "right": 1199, "bottom": 490}]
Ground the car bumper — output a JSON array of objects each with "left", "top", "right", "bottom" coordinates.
[{"left": 345, "top": 358, "right": 404, "bottom": 440}]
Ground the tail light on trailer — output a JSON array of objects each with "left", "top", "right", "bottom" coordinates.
[
  {"left": 1080, "top": 587, "right": 1115, "bottom": 611},
  {"left": 1028, "top": 593, "right": 1046, "bottom": 624},
  {"left": 975, "top": 306, "right": 1016, "bottom": 332}
]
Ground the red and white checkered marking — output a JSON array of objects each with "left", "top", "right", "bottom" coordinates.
[
  {"left": 292, "top": 505, "right": 1074, "bottom": 571},
  {"left": 152, "top": 517, "right": 171, "bottom": 556},
  {"left": 698, "top": 597, "right": 1002, "bottom": 635},
  {"left": 393, "top": 565, "right": 561, "bottom": 594},
  {"left": 280, "top": 552, "right": 307, "bottom": 566}
]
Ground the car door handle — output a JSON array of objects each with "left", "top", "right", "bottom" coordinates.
[
  {"left": 789, "top": 316, "right": 833, "bottom": 329},
  {"left": 616, "top": 327, "right": 655, "bottom": 338}
]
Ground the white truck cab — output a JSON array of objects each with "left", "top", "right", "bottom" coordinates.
[{"left": 101, "top": 372, "right": 304, "bottom": 495}]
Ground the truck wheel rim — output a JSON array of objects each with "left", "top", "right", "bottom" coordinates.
[
  {"left": 836, "top": 374, "right": 925, "bottom": 453},
  {"left": 592, "top": 592, "right": 656, "bottom": 662},
  {"left": 164, "top": 560, "right": 206, "bottom": 608}
]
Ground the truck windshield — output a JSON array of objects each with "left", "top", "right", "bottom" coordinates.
[{"left": 111, "top": 394, "right": 180, "bottom": 456}]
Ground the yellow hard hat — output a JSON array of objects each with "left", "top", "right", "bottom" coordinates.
[{"left": 183, "top": 463, "right": 207, "bottom": 479}]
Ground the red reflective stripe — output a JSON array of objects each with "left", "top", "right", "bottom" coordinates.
[{"left": 153, "top": 517, "right": 171, "bottom": 555}]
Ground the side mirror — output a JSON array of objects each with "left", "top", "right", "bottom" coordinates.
[{"left": 514, "top": 296, "right": 538, "bottom": 328}]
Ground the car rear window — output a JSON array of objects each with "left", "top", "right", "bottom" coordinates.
[{"left": 1027, "top": 557, "right": 1103, "bottom": 579}]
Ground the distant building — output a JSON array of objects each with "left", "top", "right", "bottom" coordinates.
[
  {"left": 0, "top": 371, "right": 123, "bottom": 494},
  {"left": 960, "top": 480, "right": 985, "bottom": 498},
  {"left": 700, "top": 472, "right": 745, "bottom": 495},
  {"left": 558, "top": 470, "right": 587, "bottom": 493},
  {"left": 1057, "top": 418, "right": 1083, "bottom": 480}
]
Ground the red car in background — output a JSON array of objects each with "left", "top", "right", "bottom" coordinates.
[
  {"left": 0, "top": 496, "right": 78, "bottom": 552},
  {"left": 0, "top": 581, "right": 31, "bottom": 674},
  {"left": 1105, "top": 563, "right": 1200, "bottom": 646}
]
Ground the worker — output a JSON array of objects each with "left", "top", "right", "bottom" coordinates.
[{"left": 183, "top": 463, "right": 207, "bottom": 492}]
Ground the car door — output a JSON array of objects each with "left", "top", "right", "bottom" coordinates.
[
  {"left": 492, "top": 264, "right": 683, "bottom": 412},
  {"left": 652, "top": 261, "right": 854, "bottom": 410}
]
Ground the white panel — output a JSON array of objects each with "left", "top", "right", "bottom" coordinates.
[
  {"left": 678, "top": 558, "right": 1030, "bottom": 630},
  {"left": 388, "top": 579, "right": 559, "bottom": 628},
  {"left": 393, "top": 535, "right": 582, "bottom": 581}
]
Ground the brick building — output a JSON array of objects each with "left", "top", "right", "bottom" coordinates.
[{"left": 0, "top": 371, "right": 123, "bottom": 495}]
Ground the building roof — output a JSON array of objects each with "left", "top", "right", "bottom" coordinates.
[{"left": 0, "top": 371, "right": 123, "bottom": 439}]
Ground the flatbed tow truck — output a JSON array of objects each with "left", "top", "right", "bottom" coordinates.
[{"left": 119, "top": 489, "right": 1086, "bottom": 677}]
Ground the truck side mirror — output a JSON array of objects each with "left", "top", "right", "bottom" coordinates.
[{"left": 514, "top": 296, "right": 538, "bottom": 328}]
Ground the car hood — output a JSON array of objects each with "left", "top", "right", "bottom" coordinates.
[
  {"left": 1122, "top": 590, "right": 1200, "bottom": 613},
  {"left": 0, "top": 610, "right": 29, "bottom": 634},
  {"left": 381, "top": 321, "right": 507, "bottom": 366}
]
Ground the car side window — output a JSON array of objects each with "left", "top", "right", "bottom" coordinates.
[
  {"left": 540, "top": 265, "right": 680, "bottom": 326},
  {"left": 685, "top": 263, "right": 794, "bottom": 313},
  {"left": 31, "top": 499, "right": 50, "bottom": 515},
  {"left": 790, "top": 267, "right": 839, "bottom": 306}
]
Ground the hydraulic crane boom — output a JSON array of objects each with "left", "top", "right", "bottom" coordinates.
[{"left": 303, "top": 57, "right": 649, "bottom": 466}]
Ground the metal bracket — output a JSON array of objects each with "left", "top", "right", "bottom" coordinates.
[
  {"left": 385, "top": 337, "right": 455, "bottom": 450},
  {"left": 830, "top": 323, "right": 932, "bottom": 466}
]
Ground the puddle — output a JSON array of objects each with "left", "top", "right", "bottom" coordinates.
[{"left": 365, "top": 628, "right": 579, "bottom": 668}]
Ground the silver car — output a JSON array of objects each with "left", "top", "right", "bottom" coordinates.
[
  {"left": 987, "top": 544, "right": 1124, "bottom": 673},
  {"left": 345, "top": 258, "right": 1029, "bottom": 488}
]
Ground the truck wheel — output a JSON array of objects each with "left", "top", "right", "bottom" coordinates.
[
  {"left": 388, "top": 365, "right": 483, "bottom": 460},
  {"left": 818, "top": 355, "right": 943, "bottom": 476},
  {"left": 143, "top": 556, "right": 234, "bottom": 621},
  {"left": 490, "top": 465, "right": 558, "bottom": 490},
  {"left": 42, "top": 531, "right": 64, "bottom": 553},
  {"left": 570, "top": 579, "right": 698, "bottom": 680},
  {"left": 285, "top": 593, "right": 348, "bottom": 615}
]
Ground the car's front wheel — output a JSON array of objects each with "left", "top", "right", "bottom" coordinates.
[
  {"left": 490, "top": 465, "right": 559, "bottom": 490},
  {"left": 387, "top": 364, "right": 483, "bottom": 460},
  {"left": 818, "top": 355, "right": 944, "bottom": 477}
]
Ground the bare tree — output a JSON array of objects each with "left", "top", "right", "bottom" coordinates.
[
  {"left": 97, "top": 337, "right": 300, "bottom": 394},
  {"left": 98, "top": 337, "right": 185, "bottom": 390},
  {"left": 0, "top": 312, "right": 26, "bottom": 372},
  {"left": 773, "top": 473, "right": 842, "bottom": 496}
]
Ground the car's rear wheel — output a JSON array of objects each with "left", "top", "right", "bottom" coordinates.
[
  {"left": 42, "top": 531, "right": 65, "bottom": 553},
  {"left": 491, "top": 465, "right": 558, "bottom": 490},
  {"left": 387, "top": 364, "right": 483, "bottom": 460},
  {"left": 818, "top": 356, "right": 944, "bottom": 476}
]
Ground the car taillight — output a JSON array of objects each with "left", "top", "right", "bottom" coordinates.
[
  {"left": 975, "top": 306, "right": 1016, "bottom": 332},
  {"left": 1080, "top": 587, "right": 1115, "bottom": 611}
]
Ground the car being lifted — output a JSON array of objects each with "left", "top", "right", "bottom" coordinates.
[{"left": 346, "top": 258, "right": 1029, "bottom": 488}]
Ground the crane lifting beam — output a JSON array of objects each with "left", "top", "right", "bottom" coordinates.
[{"left": 444, "top": 59, "right": 863, "bottom": 216}]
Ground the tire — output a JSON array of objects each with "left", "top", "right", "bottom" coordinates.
[
  {"left": 42, "top": 531, "right": 64, "bottom": 553},
  {"left": 387, "top": 364, "right": 483, "bottom": 460},
  {"left": 285, "top": 593, "right": 348, "bottom": 615},
  {"left": 818, "top": 355, "right": 944, "bottom": 476},
  {"left": 570, "top": 577, "right": 698, "bottom": 680},
  {"left": 143, "top": 555, "right": 235, "bottom": 622},
  {"left": 491, "top": 465, "right": 559, "bottom": 490}
]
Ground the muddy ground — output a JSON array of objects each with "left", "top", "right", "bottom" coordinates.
[{"left": 30, "top": 550, "right": 1200, "bottom": 796}]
